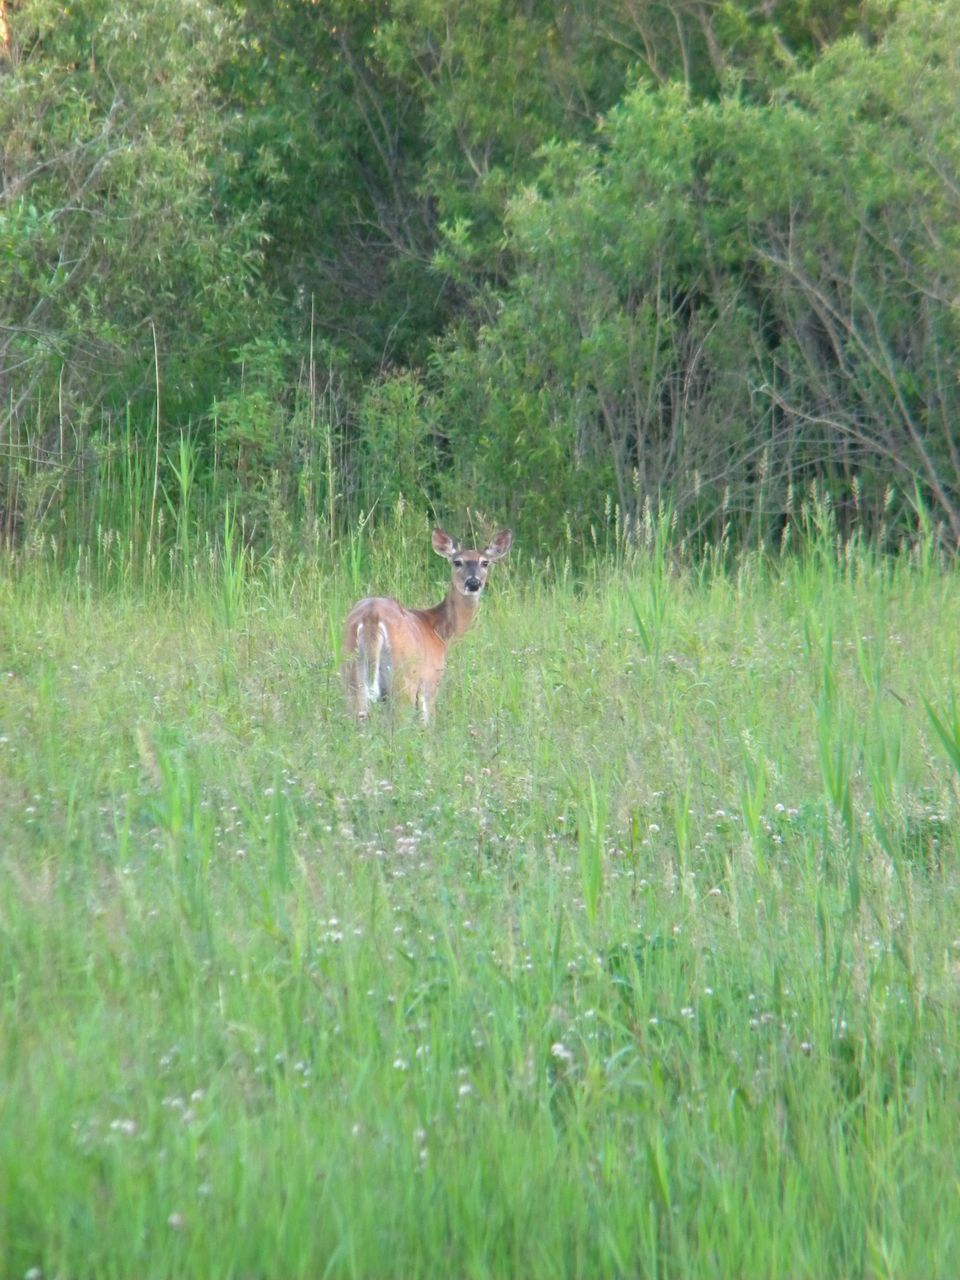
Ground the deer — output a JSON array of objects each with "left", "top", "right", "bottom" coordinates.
[{"left": 341, "top": 527, "right": 513, "bottom": 724}]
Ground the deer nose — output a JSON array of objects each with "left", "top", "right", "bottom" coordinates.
[{"left": 465, "top": 576, "right": 482, "bottom": 592}]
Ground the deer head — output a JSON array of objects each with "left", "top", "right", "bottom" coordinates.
[{"left": 432, "top": 527, "right": 513, "bottom": 596}]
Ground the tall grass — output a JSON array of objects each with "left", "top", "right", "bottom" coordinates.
[{"left": 0, "top": 512, "right": 958, "bottom": 1278}]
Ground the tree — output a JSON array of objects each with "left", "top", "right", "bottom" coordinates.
[
  {"left": 1, "top": 0, "right": 268, "bottom": 435},
  {"left": 430, "top": 0, "right": 960, "bottom": 545}
]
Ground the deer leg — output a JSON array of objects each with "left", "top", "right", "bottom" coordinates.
[
  {"left": 341, "top": 653, "right": 368, "bottom": 719},
  {"left": 418, "top": 687, "right": 431, "bottom": 726}
]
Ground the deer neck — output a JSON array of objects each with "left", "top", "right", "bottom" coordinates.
[{"left": 420, "top": 588, "right": 479, "bottom": 646}]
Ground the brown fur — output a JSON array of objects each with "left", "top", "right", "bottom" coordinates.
[{"left": 342, "top": 527, "right": 512, "bottom": 724}]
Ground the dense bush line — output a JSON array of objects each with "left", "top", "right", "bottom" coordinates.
[{"left": 2, "top": 0, "right": 958, "bottom": 549}]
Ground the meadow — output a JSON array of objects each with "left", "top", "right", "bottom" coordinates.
[{"left": 1, "top": 514, "right": 959, "bottom": 1278}]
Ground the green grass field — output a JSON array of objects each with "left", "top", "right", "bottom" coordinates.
[{"left": 1, "top": 525, "right": 959, "bottom": 1278}]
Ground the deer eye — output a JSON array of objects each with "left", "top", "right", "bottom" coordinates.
[
  {"left": 453, "top": 559, "right": 463, "bottom": 568},
  {"left": 480, "top": 560, "right": 489, "bottom": 568}
]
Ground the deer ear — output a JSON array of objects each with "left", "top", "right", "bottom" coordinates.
[
  {"left": 483, "top": 529, "right": 513, "bottom": 560},
  {"left": 432, "top": 528, "right": 459, "bottom": 558}
]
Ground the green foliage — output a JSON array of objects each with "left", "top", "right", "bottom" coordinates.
[
  {"left": 430, "top": 1, "right": 960, "bottom": 544},
  {"left": 355, "top": 371, "right": 439, "bottom": 514},
  {"left": 0, "top": 0, "right": 270, "bottom": 430},
  {"left": 217, "top": 0, "right": 442, "bottom": 369},
  {"left": 218, "top": 0, "right": 885, "bottom": 366},
  {"left": 925, "top": 693, "right": 960, "bottom": 779},
  {"left": 5, "top": 0, "right": 960, "bottom": 553}
]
